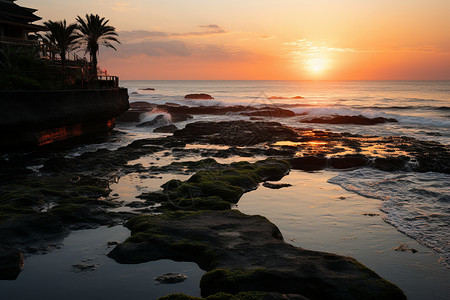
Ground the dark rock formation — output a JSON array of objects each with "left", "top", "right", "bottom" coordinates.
[
  {"left": 301, "top": 115, "right": 398, "bottom": 125},
  {"left": 291, "top": 156, "right": 327, "bottom": 171},
  {"left": 154, "top": 124, "right": 179, "bottom": 133},
  {"left": 108, "top": 210, "right": 406, "bottom": 299},
  {"left": 0, "top": 248, "right": 24, "bottom": 280},
  {"left": 329, "top": 154, "right": 369, "bottom": 169},
  {"left": 373, "top": 156, "right": 409, "bottom": 172},
  {"left": 139, "top": 88, "right": 155, "bottom": 91},
  {"left": 262, "top": 182, "right": 292, "bottom": 189},
  {"left": 240, "top": 107, "right": 295, "bottom": 118},
  {"left": 173, "top": 121, "right": 299, "bottom": 146},
  {"left": 185, "top": 94, "right": 214, "bottom": 100},
  {"left": 137, "top": 115, "right": 170, "bottom": 127}
]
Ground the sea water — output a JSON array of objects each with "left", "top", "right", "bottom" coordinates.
[{"left": 122, "top": 80, "right": 450, "bottom": 269}]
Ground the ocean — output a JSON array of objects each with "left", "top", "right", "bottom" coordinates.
[
  {"left": 1, "top": 80, "right": 449, "bottom": 299},
  {"left": 123, "top": 80, "right": 450, "bottom": 268}
]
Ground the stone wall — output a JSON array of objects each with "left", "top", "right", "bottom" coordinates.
[{"left": 0, "top": 88, "right": 129, "bottom": 147}]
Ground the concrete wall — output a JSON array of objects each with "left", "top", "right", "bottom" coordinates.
[{"left": 0, "top": 88, "right": 129, "bottom": 147}]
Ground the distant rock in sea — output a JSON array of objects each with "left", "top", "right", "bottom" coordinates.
[
  {"left": 268, "top": 96, "right": 304, "bottom": 100},
  {"left": 139, "top": 88, "right": 155, "bottom": 91},
  {"left": 301, "top": 115, "right": 398, "bottom": 125},
  {"left": 184, "top": 93, "right": 214, "bottom": 100}
]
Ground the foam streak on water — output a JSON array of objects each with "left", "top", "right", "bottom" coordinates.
[{"left": 328, "top": 169, "right": 450, "bottom": 268}]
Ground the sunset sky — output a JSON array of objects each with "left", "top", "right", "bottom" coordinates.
[{"left": 21, "top": 0, "right": 450, "bottom": 80}]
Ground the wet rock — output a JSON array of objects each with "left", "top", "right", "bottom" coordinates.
[
  {"left": 329, "top": 154, "right": 369, "bottom": 169},
  {"left": 116, "top": 111, "right": 145, "bottom": 122},
  {"left": 137, "top": 115, "right": 169, "bottom": 127},
  {"left": 373, "top": 156, "right": 409, "bottom": 171},
  {"left": 0, "top": 248, "right": 24, "bottom": 280},
  {"left": 156, "top": 272, "right": 188, "bottom": 284},
  {"left": 173, "top": 121, "right": 299, "bottom": 146},
  {"left": 171, "top": 114, "right": 193, "bottom": 123},
  {"left": 109, "top": 210, "right": 406, "bottom": 299},
  {"left": 154, "top": 124, "right": 178, "bottom": 133},
  {"left": 301, "top": 115, "right": 398, "bottom": 125},
  {"left": 125, "top": 201, "right": 148, "bottom": 208},
  {"left": 71, "top": 263, "right": 99, "bottom": 272},
  {"left": 263, "top": 182, "right": 292, "bottom": 189},
  {"left": 185, "top": 94, "right": 214, "bottom": 100},
  {"left": 240, "top": 107, "right": 295, "bottom": 118},
  {"left": 107, "top": 241, "right": 120, "bottom": 246},
  {"left": 393, "top": 243, "right": 418, "bottom": 253},
  {"left": 130, "top": 101, "right": 156, "bottom": 109},
  {"left": 361, "top": 213, "right": 380, "bottom": 217},
  {"left": 139, "top": 88, "right": 155, "bottom": 91},
  {"left": 131, "top": 92, "right": 139, "bottom": 95},
  {"left": 291, "top": 156, "right": 327, "bottom": 171}
]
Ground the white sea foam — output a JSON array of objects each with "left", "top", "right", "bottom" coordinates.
[{"left": 328, "top": 169, "right": 450, "bottom": 268}]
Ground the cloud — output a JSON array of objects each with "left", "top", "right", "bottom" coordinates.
[
  {"left": 112, "top": 2, "right": 129, "bottom": 12},
  {"left": 170, "top": 25, "right": 227, "bottom": 38},
  {"left": 199, "top": 24, "right": 222, "bottom": 29},
  {"left": 118, "top": 25, "right": 227, "bottom": 43},
  {"left": 119, "top": 30, "right": 169, "bottom": 43},
  {"left": 286, "top": 39, "right": 447, "bottom": 55},
  {"left": 111, "top": 40, "right": 191, "bottom": 57}
]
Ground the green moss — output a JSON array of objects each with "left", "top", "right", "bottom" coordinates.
[
  {"left": 49, "top": 203, "right": 85, "bottom": 216},
  {"left": 170, "top": 158, "right": 222, "bottom": 170},
  {"left": 163, "top": 159, "right": 289, "bottom": 207},
  {"left": 162, "top": 196, "right": 231, "bottom": 211},
  {"left": 125, "top": 232, "right": 170, "bottom": 243},
  {"left": 200, "top": 268, "right": 267, "bottom": 296}
]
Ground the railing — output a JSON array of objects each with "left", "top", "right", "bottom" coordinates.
[
  {"left": 0, "top": 36, "right": 39, "bottom": 46},
  {"left": 96, "top": 75, "right": 119, "bottom": 89}
]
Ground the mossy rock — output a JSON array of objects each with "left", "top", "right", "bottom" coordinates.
[
  {"left": 153, "top": 158, "right": 290, "bottom": 208},
  {"left": 161, "top": 196, "right": 231, "bottom": 211}
]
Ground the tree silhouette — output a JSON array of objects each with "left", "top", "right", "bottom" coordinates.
[
  {"left": 76, "top": 14, "right": 120, "bottom": 77},
  {"left": 42, "top": 20, "right": 79, "bottom": 71}
]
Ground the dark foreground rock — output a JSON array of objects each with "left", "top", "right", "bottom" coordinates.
[
  {"left": 301, "top": 115, "right": 398, "bottom": 125},
  {"left": 0, "top": 248, "right": 24, "bottom": 280},
  {"left": 108, "top": 210, "right": 406, "bottom": 300},
  {"left": 154, "top": 124, "right": 179, "bottom": 133},
  {"left": 185, "top": 94, "right": 214, "bottom": 100}
]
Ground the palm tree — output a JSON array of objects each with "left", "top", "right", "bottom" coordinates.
[
  {"left": 42, "top": 20, "right": 79, "bottom": 71},
  {"left": 76, "top": 14, "right": 120, "bottom": 77}
]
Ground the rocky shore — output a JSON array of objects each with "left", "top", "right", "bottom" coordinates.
[{"left": 2, "top": 112, "right": 449, "bottom": 298}]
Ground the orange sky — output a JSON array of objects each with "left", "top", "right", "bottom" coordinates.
[{"left": 21, "top": 0, "right": 450, "bottom": 80}]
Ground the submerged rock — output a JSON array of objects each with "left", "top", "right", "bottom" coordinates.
[
  {"left": 262, "top": 182, "right": 292, "bottom": 189},
  {"left": 156, "top": 273, "right": 188, "bottom": 284},
  {"left": 108, "top": 210, "right": 406, "bottom": 299}
]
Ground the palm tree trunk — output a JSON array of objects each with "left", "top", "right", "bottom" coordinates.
[{"left": 92, "top": 51, "right": 98, "bottom": 77}]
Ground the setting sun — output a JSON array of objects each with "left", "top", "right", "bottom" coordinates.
[{"left": 305, "top": 58, "right": 328, "bottom": 74}]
